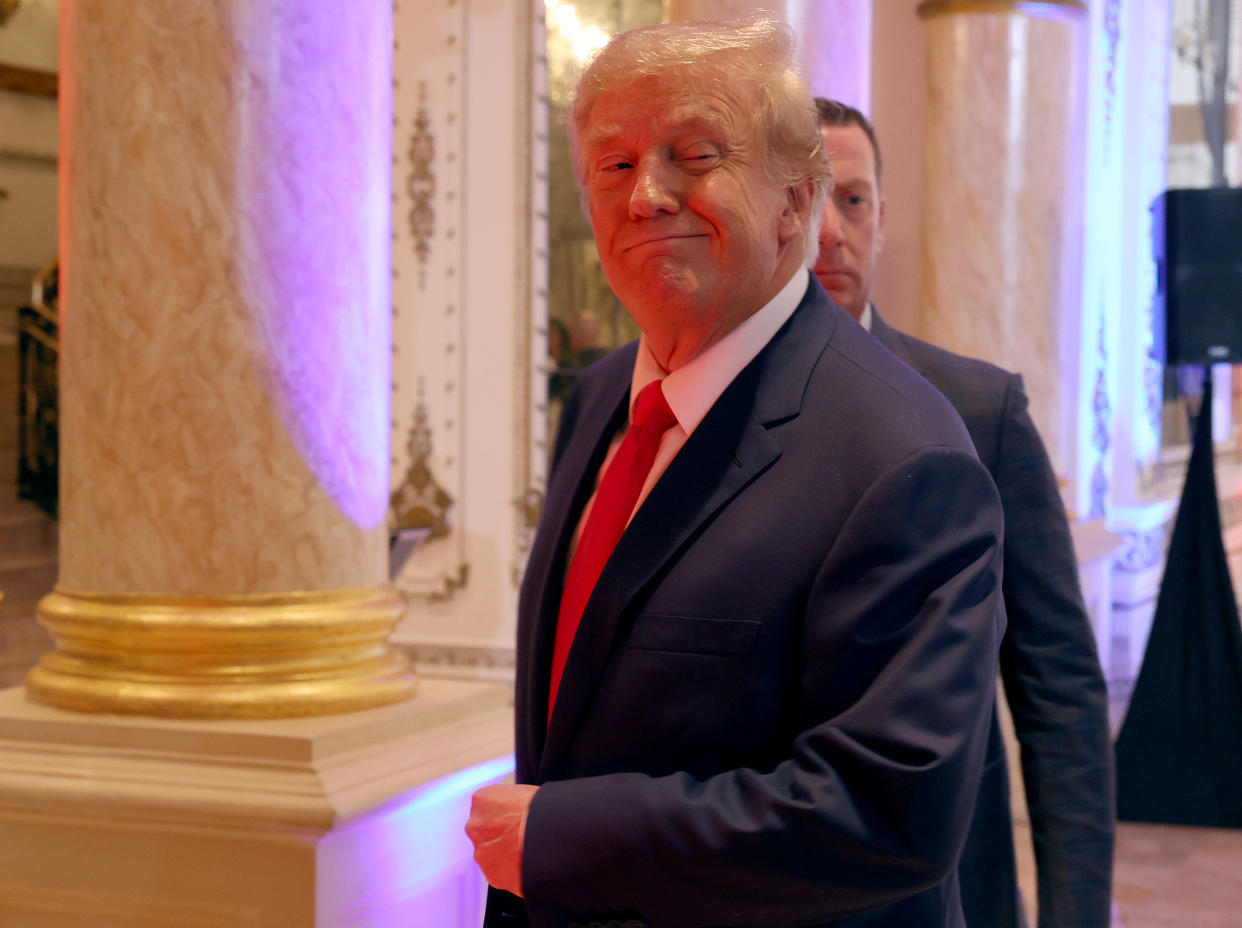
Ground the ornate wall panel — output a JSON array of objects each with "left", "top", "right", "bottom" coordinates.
[
  {"left": 1076, "top": 0, "right": 1175, "bottom": 699},
  {"left": 392, "top": 0, "right": 471, "bottom": 601},
  {"left": 1123, "top": 0, "right": 1172, "bottom": 500},
  {"left": 1078, "top": 0, "right": 1172, "bottom": 517},
  {"left": 390, "top": 0, "right": 546, "bottom": 678},
  {"left": 1077, "top": 0, "right": 1124, "bottom": 521},
  {"left": 516, "top": 9, "right": 551, "bottom": 589}
]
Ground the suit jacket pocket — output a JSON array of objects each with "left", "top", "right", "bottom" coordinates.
[{"left": 626, "top": 613, "right": 760, "bottom": 658}]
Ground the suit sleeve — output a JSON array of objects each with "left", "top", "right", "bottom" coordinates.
[
  {"left": 992, "top": 377, "right": 1115, "bottom": 928},
  {"left": 520, "top": 445, "right": 1006, "bottom": 927}
]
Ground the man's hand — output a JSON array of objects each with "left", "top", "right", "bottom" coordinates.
[{"left": 465, "top": 783, "right": 539, "bottom": 897}]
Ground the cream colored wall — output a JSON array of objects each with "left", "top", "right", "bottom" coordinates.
[
  {"left": 868, "top": 0, "right": 925, "bottom": 337},
  {"left": 0, "top": 94, "right": 56, "bottom": 269},
  {"left": 0, "top": 0, "right": 57, "bottom": 70},
  {"left": 0, "top": 0, "right": 58, "bottom": 270}
]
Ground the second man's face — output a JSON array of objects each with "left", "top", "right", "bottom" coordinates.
[{"left": 814, "top": 124, "right": 885, "bottom": 321}]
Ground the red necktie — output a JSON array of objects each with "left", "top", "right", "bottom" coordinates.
[{"left": 547, "top": 379, "right": 677, "bottom": 719}]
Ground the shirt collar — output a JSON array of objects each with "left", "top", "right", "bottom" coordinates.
[
  {"left": 630, "top": 268, "right": 810, "bottom": 435},
  {"left": 858, "top": 302, "right": 873, "bottom": 332}
]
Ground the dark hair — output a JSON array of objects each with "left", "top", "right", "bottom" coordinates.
[{"left": 814, "top": 97, "right": 882, "bottom": 189}]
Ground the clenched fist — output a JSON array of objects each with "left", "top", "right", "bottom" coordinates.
[{"left": 465, "top": 783, "right": 539, "bottom": 897}]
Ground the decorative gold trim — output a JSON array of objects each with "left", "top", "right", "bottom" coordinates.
[
  {"left": 26, "top": 587, "right": 417, "bottom": 719},
  {"left": 428, "top": 562, "right": 469, "bottom": 603},
  {"left": 0, "top": 62, "right": 57, "bottom": 97},
  {"left": 389, "top": 381, "right": 454, "bottom": 539},
  {"left": 918, "top": 0, "right": 1086, "bottom": 18},
  {"left": 408, "top": 84, "right": 435, "bottom": 288}
]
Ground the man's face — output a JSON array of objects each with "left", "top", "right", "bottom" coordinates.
[
  {"left": 580, "top": 74, "right": 808, "bottom": 369},
  {"left": 814, "top": 124, "right": 885, "bottom": 321}
]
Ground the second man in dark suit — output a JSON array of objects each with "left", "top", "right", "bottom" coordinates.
[{"left": 813, "top": 97, "right": 1115, "bottom": 928}]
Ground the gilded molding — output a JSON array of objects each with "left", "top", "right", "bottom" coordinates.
[
  {"left": 403, "top": 641, "right": 515, "bottom": 675},
  {"left": 408, "top": 92, "right": 435, "bottom": 289},
  {"left": 428, "top": 563, "right": 470, "bottom": 603},
  {"left": 918, "top": 0, "right": 1086, "bottom": 18},
  {"left": 389, "top": 383, "right": 454, "bottom": 538},
  {"left": 25, "top": 587, "right": 417, "bottom": 719}
]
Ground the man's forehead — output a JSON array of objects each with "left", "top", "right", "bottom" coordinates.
[
  {"left": 584, "top": 98, "right": 741, "bottom": 147},
  {"left": 820, "top": 126, "right": 876, "bottom": 182}
]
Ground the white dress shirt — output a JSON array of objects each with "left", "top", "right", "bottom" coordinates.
[
  {"left": 858, "top": 302, "right": 873, "bottom": 333},
  {"left": 571, "top": 268, "right": 811, "bottom": 550}
]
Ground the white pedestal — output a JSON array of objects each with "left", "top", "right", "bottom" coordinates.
[{"left": 0, "top": 680, "right": 514, "bottom": 927}]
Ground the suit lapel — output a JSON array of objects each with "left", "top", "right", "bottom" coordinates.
[
  {"left": 539, "top": 280, "right": 841, "bottom": 778},
  {"left": 518, "top": 361, "right": 631, "bottom": 776}
]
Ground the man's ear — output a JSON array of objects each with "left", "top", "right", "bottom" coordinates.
[{"left": 779, "top": 177, "right": 816, "bottom": 245}]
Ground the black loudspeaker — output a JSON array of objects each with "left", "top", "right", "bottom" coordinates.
[{"left": 1154, "top": 187, "right": 1242, "bottom": 365}]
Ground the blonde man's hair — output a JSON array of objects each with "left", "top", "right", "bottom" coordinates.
[{"left": 568, "top": 16, "right": 832, "bottom": 254}]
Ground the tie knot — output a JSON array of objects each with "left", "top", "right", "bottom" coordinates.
[{"left": 632, "top": 380, "right": 677, "bottom": 435}]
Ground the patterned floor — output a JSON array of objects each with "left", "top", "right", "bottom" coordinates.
[{"left": 1013, "top": 818, "right": 1242, "bottom": 927}]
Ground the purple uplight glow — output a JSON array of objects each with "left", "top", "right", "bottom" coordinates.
[
  {"left": 322, "top": 754, "right": 516, "bottom": 924},
  {"left": 802, "top": 0, "right": 872, "bottom": 114},
  {"left": 235, "top": 3, "right": 393, "bottom": 529}
]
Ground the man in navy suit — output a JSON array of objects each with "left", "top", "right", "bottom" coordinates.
[
  {"left": 465, "top": 20, "right": 1006, "bottom": 927},
  {"left": 812, "top": 97, "right": 1114, "bottom": 928}
]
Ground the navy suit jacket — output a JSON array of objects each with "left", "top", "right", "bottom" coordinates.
[
  {"left": 868, "top": 310, "right": 1115, "bottom": 928},
  {"left": 488, "top": 278, "right": 1006, "bottom": 928}
]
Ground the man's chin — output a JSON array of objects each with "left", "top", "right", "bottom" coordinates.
[{"left": 814, "top": 274, "right": 855, "bottom": 308}]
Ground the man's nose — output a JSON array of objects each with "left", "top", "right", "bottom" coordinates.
[
  {"left": 629, "top": 154, "right": 680, "bottom": 218},
  {"left": 819, "top": 200, "right": 844, "bottom": 249}
]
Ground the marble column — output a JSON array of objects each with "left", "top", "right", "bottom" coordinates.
[
  {"left": 26, "top": 0, "right": 415, "bottom": 718},
  {"left": 917, "top": 0, "right": 1086, "bottom": 470},
  {"left": 1, "top": 5, "right": 515, "bottom": 924}
]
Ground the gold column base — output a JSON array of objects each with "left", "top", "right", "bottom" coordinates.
[{"left": 25, "top": 587, "right": 417, "bottom": 719}]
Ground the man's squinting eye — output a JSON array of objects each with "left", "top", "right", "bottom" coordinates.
[
  {"left": 678, "top": 142, "right": 720, "bottom": 163},
  {"left": 595, "top": 158, "right": 633, "bottom": 176}
]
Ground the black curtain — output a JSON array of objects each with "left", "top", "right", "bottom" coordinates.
[{"left": 1116, "top": 370, "right": 1242, "bottom": 827}]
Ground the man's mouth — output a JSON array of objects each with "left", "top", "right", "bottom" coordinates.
[
  {"left": 625, "top": 234, "right": 706, "bottom": 252},
  {"left": 815, "top": 268, "right": 854, "bottom": 285}
]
